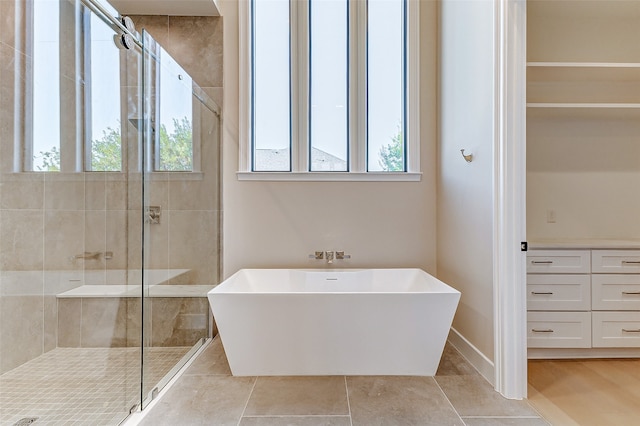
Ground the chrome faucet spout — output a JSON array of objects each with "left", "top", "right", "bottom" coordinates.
[
  {"left": 71, "top": 251, "right": 102, "bottom": 260},
  {"left": 325, "top": 251, "right": 334, "bottom": 264}
]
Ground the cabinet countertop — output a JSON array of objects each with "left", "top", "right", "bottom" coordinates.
[{"left": 529, "top": 239, "right": 640, "bottom": 250}]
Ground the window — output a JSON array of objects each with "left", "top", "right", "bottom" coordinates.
[
  {"left": 29, "top": 0, "right": 123, "bottom": 172},
  {"left": 26, "top": 0, "right": 197, "bottom": 175},
  {"left": 31, "top": 0, "right": 61, "bottom": 171},
  {"left": 86, "top": 7, "right": 123, "bottom": 172},
  {"left": 154, "top": 49, "right": 195, "bottom": 172},
  {"left": 240, "top": 0, "right": 420, "bottom": 180}
]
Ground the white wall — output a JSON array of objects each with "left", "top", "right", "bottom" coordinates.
[
  {"left": 526, "top": 1, "right": 640, "bottom": 241},
  {"left": 437, "top": 0, "right": 496, "bottom": 361},
  {"left": 219, "top": 1, "right": 438, "bottom": 278}
]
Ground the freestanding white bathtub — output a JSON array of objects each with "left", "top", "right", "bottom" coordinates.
[{"left": 208, "top": 269, "right": 460, "bottom": 376}]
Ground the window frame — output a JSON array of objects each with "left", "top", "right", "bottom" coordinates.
[
  {"left": 25, "top": 0, "right": 119, "bottom": 173},
  {"left": 21, "top": 0, "right": 203, "bottom": 177},
  {"left": 150, "top": 51, "right": 200, "bottom": 173},
  {"left": 238, "top": 0, "right": 421, "bottom": 182}
]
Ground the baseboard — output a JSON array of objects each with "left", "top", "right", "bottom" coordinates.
[
  {"left": 447, "top": 327, "right": 495, "bottom": 386},
  {"left": 528, "top": 347, "right": 640, "bottom": 359}
]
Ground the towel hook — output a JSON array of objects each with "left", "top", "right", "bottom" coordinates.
[{"left": 460, "top": 149, "right": 473, "bottom": 163}]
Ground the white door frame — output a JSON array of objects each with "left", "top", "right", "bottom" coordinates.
[{"left": 493, "top": 0, "right": 528, "bottom": 399}]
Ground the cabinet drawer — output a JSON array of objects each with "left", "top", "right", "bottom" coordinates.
[
  {"left": 527, "top": 311, "right": 591, "bottom": 348},
  {"left": 527, "top": 250, "right": 590, "bottom": 274},
  {"left": 527, "top": 274, "right": 590, "bottom": 311},
  {"left": 592, "top": 250, "right": 640, "bottom": 273},
  {"left": 592, "top": 312, "right": 640, "bottom": 348},
  {"left": 592, "top": 274, "right": 640, "bottom": 310}
]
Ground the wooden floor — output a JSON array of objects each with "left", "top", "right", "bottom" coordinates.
[{"left": 528, "top": 358, "right": 640, "bottom": 426}]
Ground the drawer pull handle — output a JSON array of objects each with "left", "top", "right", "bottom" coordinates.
[
  {"left": 622, "top": 329, "right": 640, "bottom": 333},
  {"left": 531, "top": 291, "right": 554, "bottom": 295},
  {"left": 622, "top": 291, "right": 640, "bottom": 295},
  {"left": 531, "top": 261, "right": 553, "bottom": 264},
  {"left": 622, "top": 261, "right": 640, "bottom": 265},
  {"left": 531, "top": 329, "right": 554, "bottom": 333}
]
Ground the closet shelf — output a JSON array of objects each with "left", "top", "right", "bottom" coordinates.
[
  {"left": 527, "top": 105, "right": 640, "bottom": 121},
  {"left": 527, "top": 62, "right": 640, "bottom": 68},
  {"left": 527, "top": 103, "right": 640, "bottom": 109}
]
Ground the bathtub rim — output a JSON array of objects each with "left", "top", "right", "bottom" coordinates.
[{"left": 209, "top": 268, "right": 461, "bottom": 295}]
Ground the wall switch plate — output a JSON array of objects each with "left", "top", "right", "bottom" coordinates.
[{"left": 546, "top": 209, "right": 556, "bottom": 223}]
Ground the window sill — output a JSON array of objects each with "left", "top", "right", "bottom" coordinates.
[
  {"left": 236, "top": 171, "right": 422, "bottom": 182},
  {"left": 2, "top": 171, "right": 204, "bottom": 182}
]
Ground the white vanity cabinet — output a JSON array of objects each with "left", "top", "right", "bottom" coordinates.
[
  {"left": 528, "top": 246, "right": 640, "bottom": 356},
  {"left": 591, "top": 250, "right": 640, "bottom": 348},
  {"left": 527, "top": 249, "right": 592, "bottom": 349}
]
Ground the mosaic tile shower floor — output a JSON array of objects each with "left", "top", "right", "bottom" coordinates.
[{"left": 0, "top": 347, "right": 189, "bottom": 426}]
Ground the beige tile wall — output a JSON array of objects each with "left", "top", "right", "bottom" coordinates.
[{"left": 131, "top": 15, "right": 223, "bottom": 285}]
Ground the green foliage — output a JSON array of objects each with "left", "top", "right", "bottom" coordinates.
[
  {"left": 33, "top": 117, "right": 193, "bottom": 172},
  {"left": 158, "top": 117, "right": 193, "bottom": 171},
  {"left": 91, "top": 126, "right": 122, "bottom": 171},
  {"left": 36, "top": 146, "right": 61, "bottom": 171},
  {"left": 378, "top": 127, "right": 404, "bottom": 172}
]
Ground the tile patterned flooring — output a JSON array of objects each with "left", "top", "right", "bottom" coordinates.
[
  {"left": 140, "top": 339, "right": 549, "bottom": 426},
  {"left": 0, "top": 347, "right": 189, "bottom": 426}
]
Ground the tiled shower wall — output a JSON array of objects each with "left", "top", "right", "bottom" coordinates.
[
  {"left": 131, "top": 14, "right": 223, "bottom": 286},
  {"left": 0, "top": 1, "right": 222, "bottom": 374}
]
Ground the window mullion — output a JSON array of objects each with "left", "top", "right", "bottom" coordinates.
[
  {"left": 83, "top": 9, "right": 93, "bottom": 171},
  {"left": 239, "top": 0, "right": 250, "bottom": 172},
  {"left": 60, "top": 0, "right": 83, "bottom": 172},
  {"left": 291, "top": 0, "right": 309, "bottom": 172},
  {"left": 350, "top": 0, "right": 366, "bottom": 173},
  {"left": 406, "top": 0, "right": 420, "bottom": 173}
]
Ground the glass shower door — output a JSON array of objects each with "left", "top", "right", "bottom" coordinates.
[
  {"left": 1, "top": 0, "right": 143, "bottom": 424},
  {"left": 140, "top": 29, "right": 220, "bottom": 409}
]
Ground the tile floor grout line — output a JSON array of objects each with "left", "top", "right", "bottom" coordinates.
[
  {"left": 461, "top": 415, "right": 544, "bottom": 419},
  {"left": 236, "top": 376, "right": 258, "bottom": 426},
  {"left": 241, "top": 415, "right": 353, "bottom": 418},
  {"left": 521, "top": 385, "right": 554, "bottom": 425},
  {"left": 344, "top": 375, "right": 353, "bottom": 426},
  {"left": 433, "top": 376, "right": 467, "bottom": 425}
]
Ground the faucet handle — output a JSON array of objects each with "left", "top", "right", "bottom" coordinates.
[
  {"left": 336, "top": 251, "right": 351, "bottom": 260},
  {"left": 309, "top": 251, "right": 324, "bottom": 260}
]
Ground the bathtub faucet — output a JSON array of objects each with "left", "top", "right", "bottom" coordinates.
[
  {"left": 308, "top": 250, "right": 350, "bottom": 264},
  {"left": 69, "top": 251, "right": 113, "bottom": 261}
]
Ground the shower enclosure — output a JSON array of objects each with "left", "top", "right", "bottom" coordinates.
[{"left": 0, "top": 0, "right": 221, "bottom": 424}]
